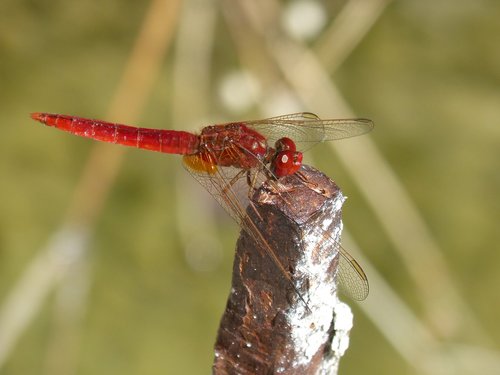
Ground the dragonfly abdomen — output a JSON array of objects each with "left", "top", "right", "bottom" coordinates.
[{"left": 31, "top": 113, "right": 200, "bottom": 155}]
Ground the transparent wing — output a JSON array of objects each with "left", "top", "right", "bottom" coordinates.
[
  {"left": 304, "top": 191, "right": 369, "bottom": 301},
  {"left": 182, "top": 157, "right": 251, "bottom": 226},
  {"left": 338, "top": 245, "right": 369, "bottom": 301},
  {"left": 183, "top": 153, "right": 369, "bottom": 302},
  {"left": 182, "top": 154, "right": 313, "bottom": 307},
  {"left": 244, "top": 112, "right": 374, "bottom": 151}
]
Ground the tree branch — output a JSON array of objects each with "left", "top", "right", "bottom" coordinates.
[{"left": 213, "top": 165, "right": 353, "bottom": 374}]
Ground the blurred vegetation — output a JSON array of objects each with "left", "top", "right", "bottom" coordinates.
[{"left": 0, "top": 0, "right": 499, "bottom": 374}]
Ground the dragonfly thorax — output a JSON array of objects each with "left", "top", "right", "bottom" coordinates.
[{"left": 198, "top": 123, "right": 269, "bottom": 170}]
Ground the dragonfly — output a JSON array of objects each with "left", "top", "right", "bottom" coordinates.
[{"left": 31, "top": 111, "right": 372, "bottom": 303}]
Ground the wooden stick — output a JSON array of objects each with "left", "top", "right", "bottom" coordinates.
[{"left": 213, "top": 165, "right": 353, "bottom": 374}]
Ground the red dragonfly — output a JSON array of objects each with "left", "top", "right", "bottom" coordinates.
[{"left": 31, "top": 112, "right": 372, "bottom": 302}]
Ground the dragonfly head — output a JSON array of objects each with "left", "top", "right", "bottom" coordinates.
[{"left": 271, "top": 137, "right": 303, "bottom": 177}]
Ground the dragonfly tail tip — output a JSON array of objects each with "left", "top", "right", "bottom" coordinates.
[{"left": 30, "top": 112, "right": 47, "bottom": 123}]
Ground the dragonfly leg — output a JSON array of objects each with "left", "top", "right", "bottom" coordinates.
[
  {"left": 295, "top": 170, "right": 326, "bottom": 194},
  {"left": 247, "top": 200, "right": 264, "bottom": 223},
  {"left": 295, "top": 170, "right": 308, "bottom": 183},
  {"left": 246, "top": 170, "right": 264, "bottom": 222},
  {"left": 221, "top": 169, "right": 246, "bottom": 197},
  {"left": 262, "top": 164, "right": 278, "bottom": 181}
]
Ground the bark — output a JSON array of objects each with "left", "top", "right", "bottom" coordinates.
[{"left": 213, "top": 165, "right": 353, "bottom": 375}]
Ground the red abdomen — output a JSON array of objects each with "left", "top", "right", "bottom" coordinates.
[{"left": 31, "top": 113, "right": 199, "bottom": 155}]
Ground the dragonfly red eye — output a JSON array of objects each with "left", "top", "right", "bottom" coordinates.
[
  {"left": 272, "top": 150, "right": 303, "bottom": 177},
  {"left": 275, "top": 137, "right": 296, "bottom": 152}
]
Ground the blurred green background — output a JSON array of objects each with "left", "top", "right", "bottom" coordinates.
[{"left": 1, "top": 0, "right": 499, "bottom": 374}]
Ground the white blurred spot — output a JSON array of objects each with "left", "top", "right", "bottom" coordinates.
[
  {"left": 282, "top": 0, "right": 327, "bottom": 41},
  {"left": 218, "top": 70, "right": 261, "bottom": 113},
  {"left": 184, "top": 237, "right": 222, "bottom": 273},
  {"left": 260, "top": 86, "right": 303, "bottom": 117}
]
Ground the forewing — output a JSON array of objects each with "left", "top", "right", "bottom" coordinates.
[{"left": 245, "top": 112, "right": 374, "bottom": 152}]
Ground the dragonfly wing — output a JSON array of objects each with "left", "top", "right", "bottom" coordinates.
[
  {"left": 265, "top": 112, "right": 321, "bottom": 122},
  {"left": 304, "top": 204, "right": 369, "bottom": 301},
  {"left": 337, "top": 245, "right": 369, "bottom": 301},
  {"left": 245, "top": 113, "right": 324, "bottom": 148},
  {"left": 183, "top": 154, "right": 315, "bottom": 308},
  {"left": 246, "top": 115, "right": 374, "bottom": 152},
  {"left": 306, "top": 118, "right": 374, "bottom": 142},
  {"left": 183, "top": 153, "right": 369, "bottom": 302},
  {"left": 182, "top": 155, "right": 251, "bottom": 226}
]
